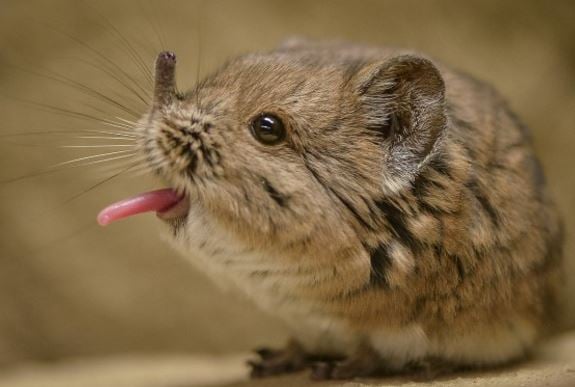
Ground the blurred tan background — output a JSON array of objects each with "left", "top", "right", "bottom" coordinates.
[{"left": 0, "top": 0, "right": 574, "bottom": 386}]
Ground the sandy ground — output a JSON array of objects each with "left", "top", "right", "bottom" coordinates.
[
  {"left": 1, "top": 331, "right": 575, "bottom": 387},
  {"left": 0, "top": 0, "right": 574, "bottom": 386}
]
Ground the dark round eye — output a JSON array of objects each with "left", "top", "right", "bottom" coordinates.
[{"left": 250, "top": 113, "right": 286, "bottom": 145}]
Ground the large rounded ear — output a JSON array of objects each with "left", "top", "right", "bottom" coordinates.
[{"left": 357, "top": 55, "right": 447, "bottom": 192}]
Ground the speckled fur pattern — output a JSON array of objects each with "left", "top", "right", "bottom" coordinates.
[{"left": 136, "top": 41, "right": 563, "bottom": 378}]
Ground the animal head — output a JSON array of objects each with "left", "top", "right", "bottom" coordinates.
[{"left": 137, "top": 46, "right": 447, "bottom": 252}]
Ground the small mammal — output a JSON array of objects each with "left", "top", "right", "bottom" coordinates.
[{"left": 98, "top": 40, "right": 564, "bottom": 379}]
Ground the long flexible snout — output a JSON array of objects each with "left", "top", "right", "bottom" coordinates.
[{"left": 153, "top": 51, "right": 177, "bottom": 108}]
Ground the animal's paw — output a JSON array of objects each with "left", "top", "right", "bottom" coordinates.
[
  {"left": 309, "top": 344, "right": 381, "bottom": 380},
  {"left": 310, "top": 359, "right": 378, "bottom": 380},
  {"left": 248, "top": 341, "right": 309, "bottom": 378}
]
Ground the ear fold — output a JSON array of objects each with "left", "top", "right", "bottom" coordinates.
[{"left": 358, "top": 55, "right": 447, "bottom": 190}]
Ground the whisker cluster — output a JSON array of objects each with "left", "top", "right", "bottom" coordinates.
[{"left": 0, "top": 0, "right": 196, "bottom": 226}]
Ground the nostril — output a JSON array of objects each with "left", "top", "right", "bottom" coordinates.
[{"left": 159, "top": 51, "right": 176, "bottom": 62}]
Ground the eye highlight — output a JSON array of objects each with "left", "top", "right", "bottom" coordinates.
[{"left": 250, "top": 113, "right": 286, "bottom": 145}]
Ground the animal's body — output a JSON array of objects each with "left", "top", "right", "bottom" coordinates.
[{"left": 102, "top": 41, "right": 563, "bottom": 379}]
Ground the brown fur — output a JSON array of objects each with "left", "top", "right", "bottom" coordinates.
[{"left": 136, "top": 41, "right": 563, "bottom": 379}]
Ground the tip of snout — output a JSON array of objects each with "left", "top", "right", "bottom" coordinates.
[
  {"left": 154, "top": 51, "right": 177, "bottom": 107},
  {"left": 157, "top": 51, "right": 177, "bottom": 65}
]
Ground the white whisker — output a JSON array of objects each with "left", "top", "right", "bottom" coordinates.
[
  {"left": 94, "top": 154, "right": 148, "bottom": 170},
  {"left": 101, "top": 120, "right": 136, "bottom": 130},
  {"left": 0, "top": 129, "right": 136, "bottom": 138},
  {"left": 1, "top": 152, "right": 140, "bottom": 185},
  {"left": 115, "top": 117, "right": 139, "bottom": 126},
  {"left": 59, "top": 144, "right": 137, "bottom": 149},
  {"left": 63, "top": 153, "right": 141, "bottom": 169},
  {"left": 54, "top": 149, "right": 137, "bottom": 168},
  {"left": 74, "top": 128, "right": 137, "bottom": 138},
  {"left": 75, "top": 136, "right": 136, "bottom": 141}
]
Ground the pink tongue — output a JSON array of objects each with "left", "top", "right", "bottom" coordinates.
[{"left": 97, "top": 188, "right": 183, "bottom": 226}]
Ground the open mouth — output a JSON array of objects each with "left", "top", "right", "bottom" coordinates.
[
  {"left": 97, "top": 188, "right": 190, "bottom": 226},
  {"left": 97, "top": 53, "right": 192, "bottom": 227}
]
